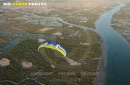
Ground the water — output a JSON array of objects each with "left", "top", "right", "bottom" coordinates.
[
  {"left": 0, "top": 79, "right": 41, "bottom": 85},
  {"left": 95, "top": 2, "right": 130, "bottom": 85},
  {"left": 58, "top": 2, "right": 130, "bottom": 85},
  {"left": 0, "top": 2, "right": 129, "bottom": 84},
  {"left": 57, "top": 18, "right": 95, "bottom": 31}
]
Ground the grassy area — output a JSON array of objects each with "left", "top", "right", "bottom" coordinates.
[
  {"left": 1, "top": 0, "right": 116, "bottom": 29},
  {"left": 0, "top": 37, "right": 9, "bottom": 49},
  {"left": 112, "top": 2, "right": 130, "bottom": 30},
  {"left": 0, "top": 30, "right": 101, "bottom": 84},
  {"left": 112, "top": 2, "right": 130, "bottom": 43},
  {"left": 0, "top": 0, "right": 108, "bottom": 84}
]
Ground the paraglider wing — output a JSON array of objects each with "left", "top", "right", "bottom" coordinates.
[{"left": 38, "top": 42, "right": 67, "bottom": 57}]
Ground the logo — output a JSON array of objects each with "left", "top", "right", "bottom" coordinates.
[{"left": 3, "top": 2, "right": 47, "bottom": 7}]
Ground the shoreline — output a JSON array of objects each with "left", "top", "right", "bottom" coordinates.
[
  {"left": 94, "top": 37, "right": 107, "bottom": 85},
  {"left": 93, "top": 2, "right": 124, "bottom": 85}
]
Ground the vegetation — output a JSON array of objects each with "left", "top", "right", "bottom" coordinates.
[
  {"left": 0, "top": 37, "right": 9, "bottom": 49},
  {"left": 112, "top": 2, "right": 130, "bottom": 43},
  {"left": 0, "top": 0, "right": 109, "bottom": 84},
  {"left": 0, "top": 31, "right": 101, "bottom": 84}
]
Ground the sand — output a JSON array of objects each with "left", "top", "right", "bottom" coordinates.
[
  {"left": 68, "top": 25, "right": 73, "bottom": 27},
  {"left": 0, "top": 58, "right": 10, "bottom": 66},
  {"left": 65, "top": 57, "right": 81, "bottom": 66},
  {"left": 80, "top": 42, "right": 90, "bottom": 46},
  {"left": 79, "top": 20, "right": 87, "bottom": 22},
  {"left": 94, "top": 41, "right": 106, "bottom": 85},
  {"left": 21, "top": 61, "right": 33, "bottom": 68},
  {"left": 38, "top": 39, "right": 46, "bottom": 43},
  {"left": 52, "top": 32, "right": 62, "bottom": 36},
  {"left": 39, "top": 28, "right": 54, "bottom": 32}
]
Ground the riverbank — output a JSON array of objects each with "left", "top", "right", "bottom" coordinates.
[
  {"left": 94, "top": 2, "right": 130, "bottom": 85},
  {"left": 94, "top": 37, "right": 106, "bottom": 85},
  {"left": 56, "top": 17, "right": 106, "bottom": 85},
  {"left": 111, "top": 2, "right": 130, "bottom": 44}
]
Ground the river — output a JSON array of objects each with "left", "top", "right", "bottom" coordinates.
[
  {"left": 10, "top": 2, "right": 130, "bottom": 85},
  {"left": 58, "top": 2, "right": 130, "bottom": 85},
  {"left": 1, "top": 2, "right": 129, "bottom": 85},
  {"left": 95, "top": 2, "right": 130, "bottom": 85}
]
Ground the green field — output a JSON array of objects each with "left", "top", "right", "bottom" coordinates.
[{"left": 0, "top": 28, "right": 101, "bottom": 85}]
